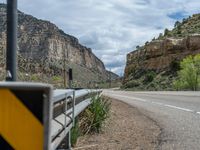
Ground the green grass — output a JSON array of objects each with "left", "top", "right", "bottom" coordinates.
[
  {"left": 70, "top": 95, "right": 111, "bottom": 147},
  {"left": 80, "top": 96, "right": 111, "bottom": 134},
  {"left": 71, "top": 119, "right": 81, "bottom": 147}
]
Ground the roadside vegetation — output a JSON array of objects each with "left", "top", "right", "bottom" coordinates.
[
  {"left": 173, "top": 54, "right": 200, "bottom": 91},
  {"left": 71, "top": 95, "right": 111, "bottom": 146},
  {"left": 122, "top": 70, "right": 174, "bottom": 91}
]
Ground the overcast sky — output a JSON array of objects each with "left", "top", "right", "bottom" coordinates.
[{"left": 2, "top": 0, "right": 200, "bottom": 75}]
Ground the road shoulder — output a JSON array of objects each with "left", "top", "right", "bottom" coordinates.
[{"left": 75, "top": 98, "right": 161, "bottom": 150}]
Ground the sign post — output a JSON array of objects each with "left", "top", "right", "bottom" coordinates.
[{"left": 6, "top": 0, "right": 18, "bottom": 81}]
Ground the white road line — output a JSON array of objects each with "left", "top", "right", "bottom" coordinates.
[
  {"left": 164, "top": 104, "right": 194, "bottom": 112},
  {"left": 110, "top": 94, "right": 147, "bottom": 102},
  {"left": 106, "top": 93, "right": 199, "bottom": 114},
  {"left": 151, "top": 102, "right": 163, "bottom": 105}
]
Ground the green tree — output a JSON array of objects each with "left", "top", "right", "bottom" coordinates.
[
  {"left": 174, "top": 54, "right": 200, "bottom": 91},
  {"left": 176, "top": 24, "right": 182, "bottom": 34},
  {"left": 136, "top": 45, "right": 140, "bottom": 49},
  {"left": 158, "top": 33, "right": 163, "bottom": 39},
  {"left": 164, "top": 28, "right": 169, "bottom": 36},
  {"left": 174, "top": 21, "right": 181, "bottom": 28},
  {"left": 145, "top": 41, "right": 149, "bottom": 45}
]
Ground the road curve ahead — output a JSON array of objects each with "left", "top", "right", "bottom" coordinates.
[{"left": 103, "top": 90, "right": 200, "bottom": 150}]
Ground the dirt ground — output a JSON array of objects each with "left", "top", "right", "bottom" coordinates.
[{"left": 74, "top": 98, "right": 161, "bottom": 150}]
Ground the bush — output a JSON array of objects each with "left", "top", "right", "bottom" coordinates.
[
  {"left": 173, "top": 54, "right": 200, "bottom": 91},
  {"left": 164, "top": 28, "right": 169, "bottom": 36},
  {"left": 30, "top": 74, "right": 39, "bottom": 81},
  {"left": 70, "top": 95, "right": 111, "bottom": 147},
  {"left": 52, "top": 76, "right": 62, "bottom": 81},
  {"left": 143, "top": 71, "right": 156, "bottom": 83},
  {"left": 173, "top": 79, "right": 185, "bottom": 91},
  {"left": 123, "top": 80, "right": 140, "bottom": 88},
  {"left": 80, "top": 96, "right": 111, "bottom": 134},
  {"left": 170, "top": 60, "right": 180, "bottom": 72}
]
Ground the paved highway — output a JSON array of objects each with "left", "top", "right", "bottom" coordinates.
[{"left": 103, "top": 90, "right": 200, "bottom": 150}]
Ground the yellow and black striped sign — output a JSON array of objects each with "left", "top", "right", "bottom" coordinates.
[{"left": 0, "top": 82, "right": 52, "bottom": 150}]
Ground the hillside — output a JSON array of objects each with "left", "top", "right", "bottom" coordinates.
[
  {"left": 0, "top": 4, "right": 118, "bottom": 87},
  {"left": 123, "top": 14, "right": 200, "bottom": 90}
]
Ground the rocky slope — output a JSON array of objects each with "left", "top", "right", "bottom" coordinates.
[
  {"left": 0, "top": 4, "right": 118, "bottom": 87},
  {"left": 123, "top": 14, "right": 200, "bottom": 90}
]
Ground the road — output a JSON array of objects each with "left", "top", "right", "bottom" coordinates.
[{"left": 103, "top": 90, "right": 200, "bottom": 150}]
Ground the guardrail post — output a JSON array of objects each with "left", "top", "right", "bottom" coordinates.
[
  {"left": 72, "top": 90, "right": 75, "bottom": 127},
  {"left": 57, "top": 132, "right": 71, "bottom": 150}
]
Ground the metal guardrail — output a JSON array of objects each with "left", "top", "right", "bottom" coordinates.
[
  {"left": 0, "top": 81, "right": 101, "bottom": 150},
  {"left": 51, "top": 89, "right": 102, "bottom": 150}
]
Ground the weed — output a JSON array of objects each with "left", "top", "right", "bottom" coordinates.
[
  {"left": 80, "top": 96, "right": 111, "bottom": 134},
  {"left": 71, "top": 119, "right": 81, "bottom": 147}
]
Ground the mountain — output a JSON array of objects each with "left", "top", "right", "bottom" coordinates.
[
  {"left": 0, "top": 4, "right": 118, "bottom": 87},
  {"left": 106, "top": 70, "right": 120, "bottom": 80},
  {"left": 123, "top": 14, "right": 200, "bottom": 90}
]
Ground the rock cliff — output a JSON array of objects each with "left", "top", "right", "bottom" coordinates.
[
  {"left": 0, "top": 4, "right": 117, "bottom": 87},
  {"left": 123, "top": 14, "right": 200, "bottom": 90}
]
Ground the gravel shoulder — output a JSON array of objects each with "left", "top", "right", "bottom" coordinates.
[{"left": 75, "top": 98, "right": 161, "bottom": 150}]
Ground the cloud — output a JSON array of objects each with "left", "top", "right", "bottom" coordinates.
[
  {"left": 168, "top": 11, "right": 188, "bottom": 20},
  {"left": 13, "top": 0, "right": 200, "bottom": 75}
]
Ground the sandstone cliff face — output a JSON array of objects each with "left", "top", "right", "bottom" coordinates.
[
  {"left": 124, "top": 35, "right": 200, "bottom": 81},
  {"left": 0, "top": 4, "right": 111, "bottom": 85},
  {"left": 124, "top": 13, "right": 200, "bottom": 90},
  {"left": 17, "top": 9, "right": 106, "bottom": 74}
]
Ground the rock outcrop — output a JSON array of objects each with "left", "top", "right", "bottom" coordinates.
[
  {"left": 123, "top": 14, "right": 200, "bottom": 90},
  {"left": 125, "top": 35, "right": 200, "bottom": 78},
  {"left": 0, "top": 4, "right": 118, "bottom": 86}
]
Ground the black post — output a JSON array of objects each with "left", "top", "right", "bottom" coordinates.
[
  {"left": 6, "top": 0, "right": 18, "bottom": 81},
  {"left": 109, "top": 69, "right": 111, "bottom": 88},
  {"left": 68, "top": 68, "right": 73, "bottom": 88}
]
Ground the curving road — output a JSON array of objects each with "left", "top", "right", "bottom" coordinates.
[{"left": 103, "top": 90, "right": 200, "bottom": 150}]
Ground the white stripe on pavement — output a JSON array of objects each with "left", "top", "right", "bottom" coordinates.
[
  {"left": 106, "top": 93, "right": 200, "bottom": 115},
  {"left": 164, "top": 104, "right": 194, "bottom": 112},
  {"left": 109, "top": 94, "right": 147, "bottom": 102},
  {"left": 151, "top": 102, "right": 163, "bottom": 105}
]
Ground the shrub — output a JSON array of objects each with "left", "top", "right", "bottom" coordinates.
[
  {"left": 123, "top": 80, "right": 140, "bottom": 88},
  {"left": 174, "top": 21, "right": 181, "bottom": 28},
  {"left": 164, "top": 28, "right": 169, "bottom": 36},
  {"left": 30, "top": 74, "right": 39, "bottom": 81},
  {"left": 52, "top": 76, "right": 62, "bottom": 81},
  {"left": 70, "top": 95, "right": 111, "bottom": 147},
  {"left": 170, "top": 60, "right": 180, "bottom": 72},
  {"left": 143, "top": 71, "right": 156, "bottom": 83},
  {"left": 173, "top": 79, "right": 185, "bottom": 91},
  {"left": 80, "top": 96, "right": 111, "bottom": 134},
  {"left": 173, "top": 54, "right": 200, "bottom": 91}
]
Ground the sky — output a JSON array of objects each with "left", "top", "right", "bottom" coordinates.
[{"left": 2, "top": 0, "right": 200, "bottom": 75}]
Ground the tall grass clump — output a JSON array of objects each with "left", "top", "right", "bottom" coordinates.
[
  {"left": 71, "top": 119, "right": 81, "bottom": 147},
  {"left": 80, "top": 96, "right": 111, "bottom": 134},
  {"left": 70, "top": 95, "right": 111, "bottom": 146}
]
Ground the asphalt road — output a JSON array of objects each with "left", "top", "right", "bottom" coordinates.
[{"left": 103, "top": 90, "right": 200, "bottom": 150}]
